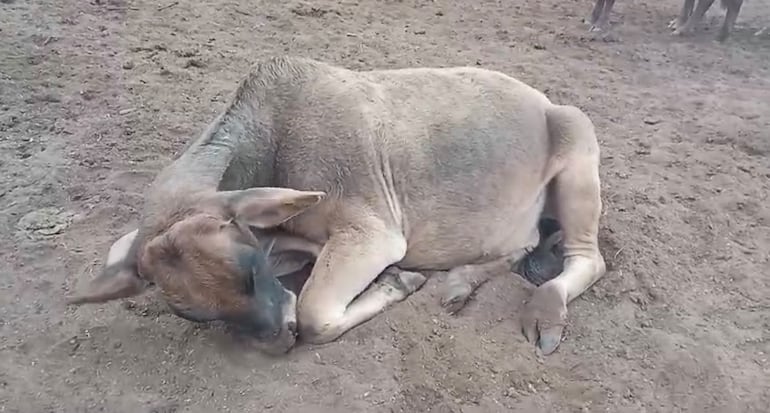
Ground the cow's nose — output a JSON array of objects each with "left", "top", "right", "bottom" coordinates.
[{"left": 287, "top": 321, "right": 297, "bottom": 335}]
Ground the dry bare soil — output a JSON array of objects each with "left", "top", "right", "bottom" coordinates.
[{"left": 1, "top": 0, "right": 769, "bottom": 412}]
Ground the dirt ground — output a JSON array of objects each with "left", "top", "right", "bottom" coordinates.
[{"left": 1, "top": 0, "right": 769, "bottom": 411}]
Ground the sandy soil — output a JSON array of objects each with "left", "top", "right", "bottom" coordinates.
[{"left": 1, "top": 0, "right": 769, "bottom": 412}]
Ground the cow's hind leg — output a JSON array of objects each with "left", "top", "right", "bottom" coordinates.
[
  {"left": 440, "top": 257, "right": 513, "bottom": 315},
  {"left": 296, "top": 217, "right": 426, "bottom": 344},
  {"left": 441, "top": 217, "right": 566, "bottom": 315},
  {"left": 521, "top": 105, "right": 607, "bottom": 355}
]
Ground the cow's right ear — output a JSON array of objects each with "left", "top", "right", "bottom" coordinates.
[
  {"left": 211, "top": 187, "right": 326, "bottom": 229},
  {"left": 66, "top": 229, "right": 150, "bottom": 305}
]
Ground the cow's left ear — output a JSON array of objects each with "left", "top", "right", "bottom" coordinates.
[
  {"left": 67, "top": 229, "right": 150, "bottom": 305},
  {"left": 212, "top": 187, "right": 326, "bottom": 228}
]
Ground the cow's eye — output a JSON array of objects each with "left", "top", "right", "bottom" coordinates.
[{"left": 243, "top": 272, "right": 256, "bottom": 295}]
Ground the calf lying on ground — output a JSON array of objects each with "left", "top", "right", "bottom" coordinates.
[
  {"left": 67, "top": 56, "right": 607, "bottom": 356},
  {"left": 586, "top": 0, "right": 746, "bottom": 41}
]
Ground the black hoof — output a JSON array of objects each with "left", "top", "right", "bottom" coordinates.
[{"left": 516, "top": 218, "right": 565, "bottom": 286}]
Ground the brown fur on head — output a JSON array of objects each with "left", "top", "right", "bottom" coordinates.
[
  {"left": 137, "top": 212, "right": 255, "bottom": 321},
  {"left": 67, "top": 187, "right": 325, "bottom": 349}
]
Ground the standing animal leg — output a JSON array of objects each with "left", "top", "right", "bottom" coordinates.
[
  {"left": 296, "top": 218, "right": 425, "bottom": 344},
  {"left": 586, "top": 0, "right": 607, "bottom": 26},
  {"left": 669, "top": 0, "right": 696, "bottom": 29},
  {"left": 521, "top": 105, "right": 607, "bottom": 355},
  {"left": 716, "top": 0, "right": 744, "bottom": 42},
  {"left": 591, "top": 0, "right": 616, "bottom": 32},
  {"left": 673, "top": 0, "right": 717, "bottom": 36}
]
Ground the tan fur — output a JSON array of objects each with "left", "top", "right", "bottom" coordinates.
[{"left": 68, "top": 56, "right": 607, "bottom": 355}]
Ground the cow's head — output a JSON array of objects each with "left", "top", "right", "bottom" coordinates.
[{"left": 67, "top": 187, "right": 325, "bottom": 355}]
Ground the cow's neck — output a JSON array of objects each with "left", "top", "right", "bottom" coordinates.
[{"left": 140, "top": 101, "right": 276, "bottom": 233}]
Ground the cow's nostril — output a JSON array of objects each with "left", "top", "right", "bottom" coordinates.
[{"left": 287, "top": 321, "right": 297, "bottom": 334}]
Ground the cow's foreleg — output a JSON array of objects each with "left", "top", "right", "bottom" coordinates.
[{"left": 296, "top": 218, "right": 425, "bottom": 344}]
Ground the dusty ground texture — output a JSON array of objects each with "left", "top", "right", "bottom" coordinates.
[{"left": 1, "top": 0, "right": 769, "bottom": 412}]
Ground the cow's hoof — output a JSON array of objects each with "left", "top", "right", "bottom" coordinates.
[
  {"left": 440, "top": 280, "right": 473, "bottom": 315},
  {"left": 672, "top": 25, "right": 693, "bottom": 37},
  {"left": 520, "top": 282, "right": 567, "bottom": 355},
  {"left": 668, "top": 18, "right": 684, "bottom": 30},
  {"left": 588, "top": 19, "right": 610, "bottom": 33}
]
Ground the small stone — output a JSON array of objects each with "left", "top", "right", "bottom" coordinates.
[
  {"left": 122, "top": 61, "right": 135, "bottom": 70},
  {"left": 643, "top": 117, "right": 661, "bottom": 125},
  {"left": 183, "top": 59, "right": 205, "bottom": 68}
]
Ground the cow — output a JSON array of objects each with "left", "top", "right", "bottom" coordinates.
[
  {"left": 66, "top": 56, "right": 607, "bottom": 356},
  {"left": 586, "top": 0, "right": 746, "bottom": 42}
]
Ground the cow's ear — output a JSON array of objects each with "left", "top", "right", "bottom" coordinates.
[
  {"left": 66, "top": 229, "right": 150, "bottom": 305},
  {"left": 213, "top": 187, "right": 326, "bottom": 228}
]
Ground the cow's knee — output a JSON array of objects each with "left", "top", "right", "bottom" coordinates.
[{"left": 297, "top": 303, "right": 343, "bottom": 344}]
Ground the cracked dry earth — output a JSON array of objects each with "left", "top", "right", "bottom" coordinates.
[{"left": 1, "top": 0, "right": 769, "bottom": 412}]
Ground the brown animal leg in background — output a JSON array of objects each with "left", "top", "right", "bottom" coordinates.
[
  {"left": 669, "top": 0, "right": 696, "bottom": 30},
  {"left": 717, "top": 0, "right": 744, "bottom": 41},
  {"left": 673, "top": 0, "right": 717, "bottom": 36}
]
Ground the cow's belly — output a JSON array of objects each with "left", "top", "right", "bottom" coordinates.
[{"left": 397, "top": 189, "right": 546, "bottom": 271}]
